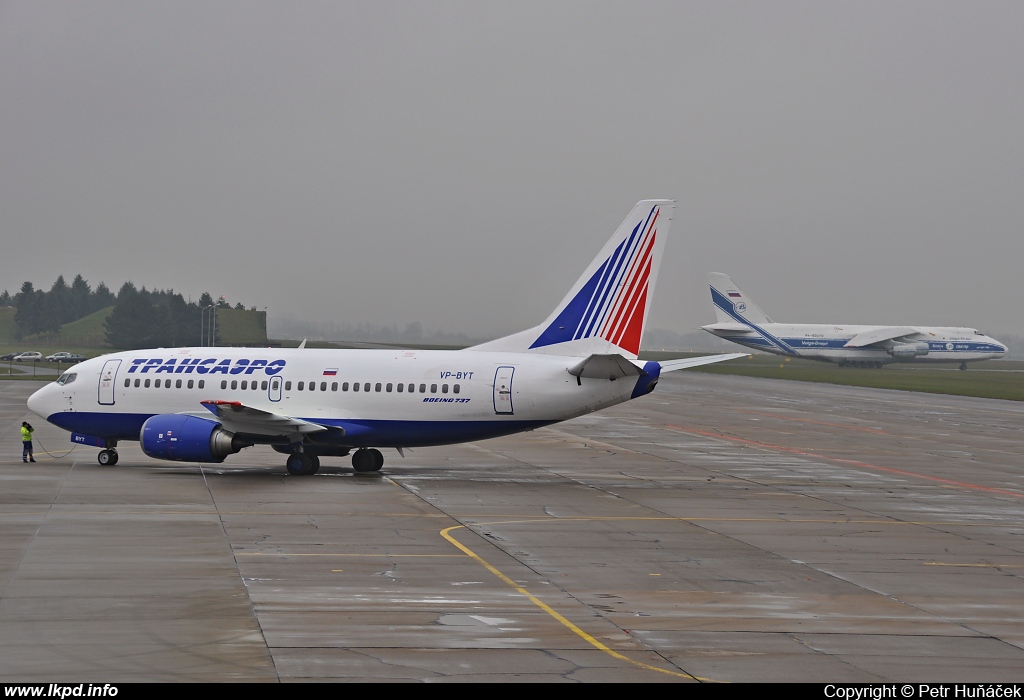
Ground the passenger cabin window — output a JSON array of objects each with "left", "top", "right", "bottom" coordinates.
[
  {"left": 155, "top": 379, "right": 161, "bottom": 388},
  {"left": 262, "top": 381, "right": 268, "bottom": 390},
  {"left": 430, "top": 384, "right": 437, "bottom": 393},
  {"left": 298, "top": 381, "right": 304, "bottom": 390},
  {"left": 320, "top": 382, "right": 327, "bottom": 391},
  {"left": 353, "top": 382, "right": 360, "bottom": 392},
  {"left": 123, "top": 378, "right": 130, "bottom": 388},
  {"left": 285, "top": 381, "right": 292, "bottom": 390},
  {"left": 231, "top": 380, "right": 238, "bottom": 390},
  {"left": 198, "top": 380, "right": 205, "bottom": 389},
  {"left": 441, "top": 384, "right": 448, "bottom": 394},
  {"left": 397, "top": 383, "right": 403, "bottom": 392},
  {"left": 220, "top": 380, "right": 227, "bottom": 389},
  {"left": 176, "top": 379, "right": 182, "bottom": 388},
  {"left": 419, "top": 384, "right": 426, "bottom": 393},
  {"left": 453, "top": 384, "right": 460, "bottom": 394},
  {"left": 331, "top": 382, "right": 338, "bottom": 391},
  {"left": 144, "top": 379, "right": 151, "bottom": 388},
  {"left": 386, "top": 383, "right": 393, "bottom": 392},
  {"left": 342, "top": 382, "right": 349, "bottom": 391},
  {"left": 134, "top": 378, "right": 141, "bottom": 388},
  {"left": 364, "top": 383, "right": 370, "bottom": 392},
  {"left": 375, "top": 383, "right": 382, "bottom": 392},
  {"left": 188, "top": 380, "right": 194, "bottom": 389}
]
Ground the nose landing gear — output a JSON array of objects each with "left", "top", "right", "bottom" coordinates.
[{"left": 97, "top": 449, "right": 118, "bottom": 466}]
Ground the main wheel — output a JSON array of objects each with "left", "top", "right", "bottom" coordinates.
[
  {"left": 308, "top": 454, "right": 320, "bottom": 475},
  {"left": 286, "top": 453, "right": 315, "bottom": 476},
  {"left": 352, "top": 449, "right": 384, "bottom": 473}
]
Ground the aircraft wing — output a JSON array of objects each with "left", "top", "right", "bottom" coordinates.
[
  {"left": 843, "top": 326, "right": 921, "bottom": 348},
  {"left": 659, "top": 353, "right": 750, "bottom": 372},
  {"left": 200, "top": 400, "right": 334, "bottom": 437},
  {"left": 701, "top": 322, "right": 759, "bottom": 335}
]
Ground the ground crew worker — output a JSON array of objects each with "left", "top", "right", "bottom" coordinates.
[{"left": 21, "top": 421, "right": 35, "bottom": 462}]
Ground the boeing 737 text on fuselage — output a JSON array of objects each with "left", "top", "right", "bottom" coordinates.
[
  {"left": 702, "top": 272, "right": 1006, "bottom": 369},
  {"left": 27, "top": 201, "right": 745, "bottom": 475}
]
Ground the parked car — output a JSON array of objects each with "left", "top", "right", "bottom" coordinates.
[
  {"left": 0, "top": 352, "right": 20, "bottom": 361},
  {"left": 46, "top": 352, "right": 72, "bottom": 362},
  {"left": 14, "top": 352, "right": 43, "bottom": 362},
  {"left": 64, "top": 354, "right": 87, "bottom": 363}
]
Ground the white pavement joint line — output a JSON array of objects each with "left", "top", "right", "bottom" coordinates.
[{"left": 199, "top": 464, "right": 282, "bottom": 682}]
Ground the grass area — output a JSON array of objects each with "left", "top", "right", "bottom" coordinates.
[
  {"left": 44, "top": 306, "right": 113, "bottom": 346},
  {"left": 665, "top": 351, "right": 1024, "bottom": 402}
]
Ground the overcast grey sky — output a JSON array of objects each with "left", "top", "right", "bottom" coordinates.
[{"left": 2, "top": 1, "right": 1022, "bottom": 341}]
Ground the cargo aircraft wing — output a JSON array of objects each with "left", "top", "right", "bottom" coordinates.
[{"left": 843, "top": 327, "right": 922, "bottom": 348}]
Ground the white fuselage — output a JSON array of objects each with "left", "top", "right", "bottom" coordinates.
[
  {"left": 702, "top": 323, "right": 1006, "bottom": 366},
  {"left": 28, "top": 347, "right": 658, "bottom": 449}
]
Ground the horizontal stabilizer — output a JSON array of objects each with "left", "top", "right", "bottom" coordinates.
[
  {"left": 660, "top": 353, "right": 749, "bottom": 372},
  {"left": 200, "top": 400, "right": 331, "bottom": 437},
  {"left": 567, "top": 354, "right": 646, "bottom": 380},
  {"left": 843, "top": 327, "right": 921, "bottom": 348}
]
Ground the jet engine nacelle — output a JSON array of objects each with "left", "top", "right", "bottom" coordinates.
[
  {"left": 889, "top": 342, "right": 929, "bottom": 359},
  {"left": 141, "top": 414, "right": 252, "bottom": 462}
]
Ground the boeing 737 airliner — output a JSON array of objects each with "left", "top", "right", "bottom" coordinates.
[
  {"left": 27, "top": 201, "right": 745, "bottom": 475},
  {"left": 702, "top": 272, "right": 1006, "bottom": 369}
]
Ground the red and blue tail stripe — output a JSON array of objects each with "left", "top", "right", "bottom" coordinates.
[{"left": 530, "top": 204, "right": 661, "bottom": 356}]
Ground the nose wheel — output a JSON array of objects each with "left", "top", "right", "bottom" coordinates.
[
  {"left": 97, "top": 449, "right": 118, "bottom": 466},
  {"left": 352, "top": 448, "right": 384, "bottom": 473}
]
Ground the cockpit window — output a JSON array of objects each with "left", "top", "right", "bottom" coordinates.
[{"left": 56, "top": 372, "right": 77, "bottom": 386}]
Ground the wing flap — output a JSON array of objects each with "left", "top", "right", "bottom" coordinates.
[{"left": 200, "top": 400, "right": 331, "bottom": 437}]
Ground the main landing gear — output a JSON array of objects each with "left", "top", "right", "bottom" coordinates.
[
  {"left": 283, "top": 448, "right": 384, "bottom": 475},
  {"left": 285, "top": 452, "right": 320, "bottom": 476},
  {"left": 97, "top": 449, "right": 119, "bottom": 466},
  {"left": 352, "top": 448, "right": 384, "bottom": 473}
]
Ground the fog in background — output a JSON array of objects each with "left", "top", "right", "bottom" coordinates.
[{"left": 3, "top": 2, "right": 1022, "bottom": 345}]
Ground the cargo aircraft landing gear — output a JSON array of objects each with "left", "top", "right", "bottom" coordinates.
[
  {"left": 285, "top": 452, "right": 320, "bottom": 476},
  {"left": 97, "top": 449, "right": 118, "bottom": 466},
  {"left": 352, "top": 448, "right": 384, "bottom": 473}
]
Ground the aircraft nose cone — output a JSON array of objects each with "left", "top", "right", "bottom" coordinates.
[{"left": 27, "top": 385, "right": 50, "bottom": 419}]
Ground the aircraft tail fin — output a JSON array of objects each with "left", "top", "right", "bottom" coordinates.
[
  {"left": 470, "top": 200, "right": 672, "bottom": 359},
  {"left": 708, "top": 272, "right": 773, "bottom": 326}
]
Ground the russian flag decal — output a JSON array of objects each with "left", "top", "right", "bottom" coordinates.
[{"left": 323, "top": 368, "right": 338, "bottom": 376}]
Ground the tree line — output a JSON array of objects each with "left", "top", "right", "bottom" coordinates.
[{"left": 2, "top": 275, "right": 252, "bottom": 349}]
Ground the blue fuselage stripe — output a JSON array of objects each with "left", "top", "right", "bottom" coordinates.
[{"left": 46, "top": 411, "right": 557, "bottom": 448}]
